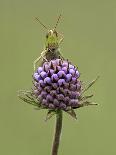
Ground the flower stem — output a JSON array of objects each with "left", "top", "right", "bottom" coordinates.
[{"left": 51, "top": 110, "right": 63, "bottom": 155}]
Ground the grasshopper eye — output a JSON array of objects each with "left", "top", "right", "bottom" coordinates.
[{"left": 53, "top": 30, "right": 58, "bottom": 37}]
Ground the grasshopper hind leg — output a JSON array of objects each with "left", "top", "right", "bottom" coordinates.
[
  {"left": 33, "top": 56, "right": 42, "bottom": 72},
  {"left": 33, "top": 50, "right": 48, "bottom": 71}
]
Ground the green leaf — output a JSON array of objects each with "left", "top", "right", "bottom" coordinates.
[
  {"left": 45, "top": 110, "right": 56, "bottom": 121},
  {"left": 81, "top": 76, "right": 100, "bottom": 94},
  {"left": 18, "top": 90, "right": 41, "bottom": 108},
  {"left": 78, "top": 101, "right": 98, "bottom": 108},
  {"left": 80, "top": 94, "right": 94, "bottom": 101},
  {"left": 65, "top": 108, "right": 77, "bottom": 120}
]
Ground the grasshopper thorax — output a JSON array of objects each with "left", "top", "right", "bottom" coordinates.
[{"left": 45, "top": 29, "right": 59, "bottom": 51}]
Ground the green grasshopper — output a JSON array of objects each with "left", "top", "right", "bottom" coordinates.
[{"left": 34, "top": 14, "right": 64, "bottom": 71}]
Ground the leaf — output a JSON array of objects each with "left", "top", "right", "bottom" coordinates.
[
  {"left": 18, "top": 90, "right": 41, "bottom": 108},
  {"left": 45, "top": 110, "right": 56, "bottom": 121},
  {"left": 78, "top": 101, "right": 98, "bottom": 108},
  {"left": 81, "top": 76, "right": 100, "bottom": 94},
  {"left": 65, "top": 108, "right": 77, "bottom": 120},
  {"left": 80, "top": 94, "right": 94, "bottom": 101}
]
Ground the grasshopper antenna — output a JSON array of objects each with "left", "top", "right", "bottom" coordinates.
[
  {"left": 54, "top": 14, "right": 62, "bottom": 30},
  {"left": 35, "top": 17, "right": 48, "bottom": 30}
]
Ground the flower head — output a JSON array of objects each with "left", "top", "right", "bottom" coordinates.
[{"left": 33, "top": 59, "right": 81, "bottom": 110}]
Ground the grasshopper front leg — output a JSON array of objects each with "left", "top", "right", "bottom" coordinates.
[
  {"left": 59, "top": 33, "right": 64, "bottom": 45},
  {"left": 33, "top": 49, "right": 48, "bottom": 71}
]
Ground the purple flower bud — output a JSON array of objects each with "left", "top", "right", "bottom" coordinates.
[
  {"left": 50, "top": 90, "right": 57, "bottom": 97},
  {"left": 62, "top": 67, "right": 68, "bottom": 73},
  {"left": 44, "top": 86, "right": 52, "bottom": 92},
  {"left": 63, "top": 89, "right": 70, "bottom": 96},
  {"left": 51, "top": 60, "right": 56, "bottom": 64},
  {"left": 39, "top": 80, "right": 45, "bottom": 87},
  {"left": 49, "top": 104, "right": 55, "bottom": 109},
  {"left": 64, "top": 96, "right": 70, "bottom": 104},
  {"left": 40, "top": 71, "right": 47, "bottom": 79},
  {"left": 59, "top": 87, "right": 64, "bottom": 93},
  {"left": 56, "top": 66, "right": 61, "bottom": 71},
  {"left": 51, "top": 74, "right": 59, "bottom": 82},
  {"left": 33, "top": 73, "right": 41, "bottom": 81},
  {"left": 57, "top": 71, "right": 66, "bottom": 78},
  {"left": 41, "top": 91, "right": 47, "bottom": 98},
  {"left": 63, "top": 82, "right": 69, "bottom": 89},
  {"left": 46, "top": 94, "right": 53, "bottom": 102},
  {"left": 70, "top": 99, "right": 79, "bottom": 106},
  {"left": 70, "top": 91, "right": 78, "bottom": 99},
  {"left": 34, "top": 89, "right": 39, "bottom": 96},
  {"left": 33, "top": 73, "right": 38, "bottom": 78},
  {"left": 37, "top": 86, "right": 42, "bottom": 92},
  {"left": 37, "top": 67, "right": 43, "bottom": 74},
  {"left": 58, "top": 79, "right": 66, "bottom": 86},
  {"left": 57, "top": 94, "right": 64, "bottom": 101},
  {"left": 76, "top": 92, "right": 80, "bottom": 98},
  {"left": 75, "top": 70, "right": 80, "bottom": 78},
  {"left": 62, "top": 61, "right": 68, "bottom": 67},
  {"left": 52, "top": 83, "right": 58, "bottom": 89},
  {"left": 50, "top": 61, "right": 55, "bottom": 69},
  {"left": 42, "top": 99, "right": 48, "bottom": 106},
  {"left": 44, "top": 77, "right": 52, "bottom": 85},
  {"left": 53, "top": 99, "right": 59, "bottom": 106},
  {"left": 66, "top": 74, "right": 72, "bottom": 82},
  {"left": 55, "top": 59, "right": 60, "bottom": 65},
  {"left": 34, "top": 81, "right": 38, "bottom": 87},
  {"left": 69, "top": 69, "right": 75, "bottom": 76},
  {"left": 60, "top": 102, "right": 66, "bottom": 110},
  {"left": 43, "top": 64, "right": 49, "bottom": 72},
  {"left": 56, "top": 88, "right": 60, "bottom": 94},
  {"left": 71, "top": 77, "right": 77, "bottom": 84},
  {"left": 37, "top": 95, "right": 42, "bottom": 102},
  {"left": 69, "top": 64, "right": 75, "bottom": 69},
  {"left": 70, "top": 84, "right": 77, "bottom": 91},
  {"left": 49, "top": 69, "right": 55, "bottom": 75},
  {"left": 76, "top": 83, "right": 81, "bottom": 90}
]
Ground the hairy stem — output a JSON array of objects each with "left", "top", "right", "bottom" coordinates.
[{"left": 51, "top": 110, "right": 63, "bottom": 155}]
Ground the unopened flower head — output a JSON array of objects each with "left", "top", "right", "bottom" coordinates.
[{"left": 33, "top": 59, "right": 81, "bottom": 110}]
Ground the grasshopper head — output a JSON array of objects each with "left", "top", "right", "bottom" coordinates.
[
  {"left": 35, "top": 14, "right": 62, "bottom": 50},
  {"left": 45, "top": 29, "right": 59, "bottom": 49}
]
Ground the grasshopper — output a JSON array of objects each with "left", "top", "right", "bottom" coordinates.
[{"left": 34, "top": 14, "right": 64, "bottom": 71}]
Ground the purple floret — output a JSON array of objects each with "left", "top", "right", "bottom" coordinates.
[
  {"left": 66, "top": 74, "right": 72, "bottom": 82},
  {"left": 62, "top": 67, "right": 68, "bottom": 73},
  {"left": 51, "top": 74, "right": 59, "bottom": 82},
  {"left": 42, "top": 99, "right": 48, "bottom": 106},
  {"left": 57, "top": 71, "right": 66, "bottom": 78},
  {"left": 39, "top": 80, "right": 45, "bottom": 87},
  {"left": 41, "top": 91, "right": 47, "bottom": 98},
  {"left": 46, "top": 94, "right": 53, "bottom": 102},
  {"left": 37, "top": 67, "right": 43, "bottom": 74},
  {"left": 69, "top": 69, "right": 75, "bottom": 75},
  {"left": 53, "top": 99, "right": 59, "bottom": 106},
  {"left": 44, "top": 77, "right": 52, "bottom": 85},
  {"left": 34, "top": 73, "right": 41, "bottom": 81},
  {"left": 49, "top": 104, "right": 55, "bottom": 109},
  {"left": 69, "top": 64, "right": 75, "bottom": 69},
  {"left": 75, "top": 70, "right": 80, "bottom": 78},
  {"left": 57, "top": 94, "right": 64, "bottom": 101},
  {"left": 58, "top": 79, "right": 65, "bottom": 86},
  {"left": 40, "top": 71, "right": 47, "bottom": 79}
]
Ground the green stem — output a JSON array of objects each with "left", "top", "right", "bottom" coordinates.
[{"left": 51, "top": 110, "right": 63, "bottom": 155}]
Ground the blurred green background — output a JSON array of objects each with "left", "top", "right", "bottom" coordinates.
[{"left": 0, "top": 0, "right": 116, "bottom": 154}]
